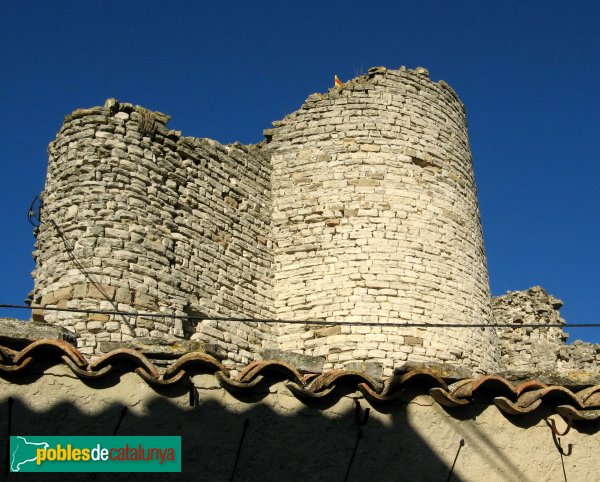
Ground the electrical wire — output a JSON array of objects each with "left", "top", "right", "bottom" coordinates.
[
  {"left": 21, "top": 198, "right": 598, "bottom": 330},
  {"left": 1, "top": 303, "right": 599, "bottom": 329}
]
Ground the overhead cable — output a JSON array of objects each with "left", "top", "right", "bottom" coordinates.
[{"left": 0, "top": 304, "right": 598, "bottom": 329}]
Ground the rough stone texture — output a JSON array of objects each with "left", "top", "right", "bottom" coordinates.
[
  {"left": 29, "top": 66, "right": 600, "bottom": 378},
  {"left": 259, "top": 348, "right": 324, "bottom": 373},
  {"left": 97, "top": 337, "right": 218, "bottom": 359},
  {"left": 0, "top": 318, "right": 75, "bottom": 345},
  {"left": 395, "top": 361, "right": 475, "bottom": 381},
  {"left": 494, "top": 286, "right": 600, "bottom": 380},
  {"left": 0, "top": 364, "right": 598, "bottom": 481},
  {"left": 14, "top": 66, "right": 600, "bottom": 481},
  {"left": 267, "top": 66, "right": 498, "bottom": 375},
  {"left": 32, "top": 100, "right": 275, "bottom": 368}
]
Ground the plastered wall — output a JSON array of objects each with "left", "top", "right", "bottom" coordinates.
[{"left": 0, "top": 365, "right": 598, "bottom": 482}]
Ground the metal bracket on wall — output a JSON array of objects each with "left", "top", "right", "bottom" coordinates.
[
  {"left": 545, "top": 416, "right": 573, "bottom": 456},
  {"left": 446, "top": 439, "right": 465, "bottom": 482},
  {"left": 343, "top": 400, "right": 371, "bottom": 481},
  {"left": 545, "top": 416, "right": 573, "bottom": 482},
  {"left": 112, "top": 406, "right": 128, "bottom": 436},
  {"left": 189, "top": 382, "right": 199, "bottom": 407},
  {"left": 354, "top": 399, "right": 370, "bottom": 426},
  {"left": 27, "top": 195, "right": 42, "bottom": 229}
]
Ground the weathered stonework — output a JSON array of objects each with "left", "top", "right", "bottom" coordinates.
[
  {"left": 9, "top": 65, "right": 600, "bottom": 481},
  {"left": 30, "top": 66, "right": 600, "bottom": 378},
  {"left": 33, "top": 101, "right": 274, "bottom": 368},
  {"left": 494, "top": 286, "right": 600, "bottom": 381},
  {"left": 267, "top": 66, "right": 498, "bottom": 374}
]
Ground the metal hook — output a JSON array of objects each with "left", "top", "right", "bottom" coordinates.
[
  {"left": 545, "top": 418, "right": 573, "bottom": 457},
  {"left": 354, "top": 399, "right": 370, "bottom": 426},
  {"left": 556, "top": 437, "right": 573, "bottom": 457},
  {"left": 27, "top": 195, "right": 42, "bottom": 228},
  {"left": 230, "top": 419, "right": 250, "bottom": 482},
  {"left": 343, "top": 429, "right": 363, "bottom": 482},
  {"left": 112, "top": 406, "right": 128, "bottom": 436},
  {"left": 545, "top": 416, "right": 571, "bottom": 437},
  {"left": 189, "top": 381, "right": 199, "bottom": 407}
]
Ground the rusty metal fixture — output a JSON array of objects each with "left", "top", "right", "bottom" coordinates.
[
  {"left": 545, "top": 417, "right": 573, "bottom": 457},
  {"left": 354, "top": 399, "right": 370, "bottom": 426}
]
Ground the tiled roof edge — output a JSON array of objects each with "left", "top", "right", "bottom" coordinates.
[{"left": 1, "top": 339, "right": 599, "bottom": 424}]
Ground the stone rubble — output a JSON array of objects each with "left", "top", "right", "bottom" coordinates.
[{"left": 494, "top": 286, "right": 600, "bottom": 381}]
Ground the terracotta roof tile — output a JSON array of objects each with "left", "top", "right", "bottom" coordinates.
[{"left": 0, "top": 339, "right": 599, "bottom": 424}]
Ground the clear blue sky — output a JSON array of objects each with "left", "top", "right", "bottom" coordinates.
[{"left": 1, "top": 1, "right": 598, "bottom": 342}]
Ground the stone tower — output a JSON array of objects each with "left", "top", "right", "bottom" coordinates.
[
  {"left": 267, "top": 66, "right": 498, "bottom": 373},
  {"left": 32, "top": 66, "right": 499, "bottom": 374},
  {"left": 32, "top": 102, "right": 275, "bottom": 365}
]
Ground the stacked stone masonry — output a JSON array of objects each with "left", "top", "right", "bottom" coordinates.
[
  {"left": 33, "top": 100, "right": 274, "bottom": 368},
  {"left": 266, "top": 66, "right": 498, "bottom": 374},
  {"left": 494, "top": 286, "right": 600, "bottom": 377},
  {"left": 31, "top": 66, "right": 600, "bottom": 377}
]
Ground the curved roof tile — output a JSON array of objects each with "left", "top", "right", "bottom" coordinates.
[{"left": 0, "top": 339, "right": 598, "bottom": 424}]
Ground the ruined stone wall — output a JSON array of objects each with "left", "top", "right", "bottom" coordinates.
[
  {"left": 266, "top": 67, "right": 498, "bottom": 376},
  {"left": 25, "top": 68, "right": 600, "bottom": 378},
  {"left": 32, "top": 100, "right": 274, "bottom": 365},
  {"left": 37, "top": 68, "right": 594, "bottom": 377},
  {"left": 494, "top": 287, "right": 600, "bottom": 377}
]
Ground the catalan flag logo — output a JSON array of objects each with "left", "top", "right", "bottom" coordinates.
[{"left": 334, "top": 75, "right": 344, "bottom": 87}]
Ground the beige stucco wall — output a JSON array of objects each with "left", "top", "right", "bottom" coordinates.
[{"left": 1, "top": 365, "right": 598, "bottom": 481}]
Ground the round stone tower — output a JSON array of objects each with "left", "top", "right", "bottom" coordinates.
[
  {"left": 32, "top": 66, "right": 499, "bottom": 375},
  {"left": 266, "top": 66, "right": 499, "bottom": 374},
  {"left": 32, "top": 100, "right": 275, "bottom": 361}
]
